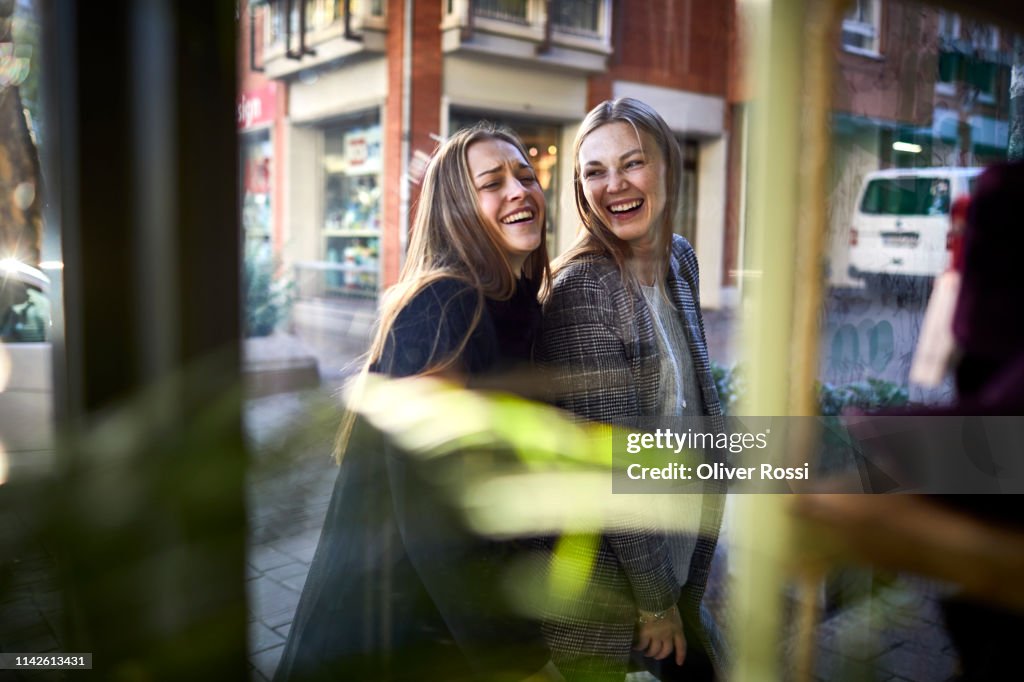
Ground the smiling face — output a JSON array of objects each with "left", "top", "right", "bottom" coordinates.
[
  {"left": 466, "top": 138, "right": 546, "bottom": 273},
  {"left": 577, "top": 121, "right": 667, "bottom": 251}
]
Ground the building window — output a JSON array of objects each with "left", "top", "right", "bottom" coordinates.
[
  {"left": 267, "top": 0, "right": 384, "bottom": 48},
  {"left": 552, "top": 0, "right": 602, "bottom": 36},
  {"left": 966, "top": 21, "right": 1000, "bottom": 51},
  {"left": 322, "top": 112, "right": 381, "bottom": 299},
  {"left": 936, "top": 17, "right": 1005, "bottom": 105},
  {"left": 841, "top": 0, "right": 881, "bottom": 56},
  {"left": 937, "top": 11, "right": 960, "bottom": 41},
  {"left": 449, "top": 110, "right": 561, "bottom": 254},
  {"left": 473, "top": 0, "right": 529, "bottom": 25},
  {"left": 267, "top": 0, "right": 297, "bottom": 47},
  {"left": 677, "top": 138, "right": 699, "bottom": 247},
  {"left": 241, "top": 130, "right": 273, "bottom": 243},
  {"left": 937, "top": 51, "right": 962, "bottom": 87},
  {"left": 967, "top": 61, "right": 1001, "bottom": 104},
  {"left": 444, "top": 0, "right": 612, "bottom": 57}
]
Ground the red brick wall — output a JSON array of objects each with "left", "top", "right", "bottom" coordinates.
[
  {"left": 409, "top": 1, "right": 443, "bottom": 161},
  {"left": 588, "top": 1, "right": 736, "bottom": 284},
  {"left": 832, "top": 3, "right": 937, "bottom": 126},
  {"left": 238, "top": 0, "right": 263, "bottom": 93},
  {"left": 382, "top": 0, "right": 406, "bottom": 288},
  {"left": 382, "top": 0, "right": 443, "bottom": 287},
  {"left": 727, "top": 1, "right": 747, "bottom": 104},
  {"left": 589, "top": 0, "right": 733, "bottom": 107},
  {"left": 723, "top": 104, "right": 743, "bottom": 289}
]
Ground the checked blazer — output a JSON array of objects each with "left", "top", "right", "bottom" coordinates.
[{"left": 536, "top": 234, "right": 727, "bottom": 680}]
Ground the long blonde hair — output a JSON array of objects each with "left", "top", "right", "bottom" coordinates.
[
  {"left": 552, "top": 97, "right": 684, "bottom": 293},
  {"left": 335, "top": 124, "right": 551, "bottom": 460}
]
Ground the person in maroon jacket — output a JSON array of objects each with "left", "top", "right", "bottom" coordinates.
[{"left": 797, "top": 160, "right": 1024, "bottom": 682}]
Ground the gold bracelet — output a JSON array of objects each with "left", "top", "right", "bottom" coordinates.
[{"left": 637, "top": 607, "right": 671, "bottom": 625}]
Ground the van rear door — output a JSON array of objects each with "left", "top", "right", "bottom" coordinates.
[{"left": 854, "top": 175, "right": 951, "bottom": 277}]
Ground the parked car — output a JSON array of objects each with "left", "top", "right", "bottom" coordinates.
[
  {"left": 0, "top": 259, "right": 54, "bottom": 477},
  {"left": 847, "top": 167, "right": 982, "bottom": 293}
]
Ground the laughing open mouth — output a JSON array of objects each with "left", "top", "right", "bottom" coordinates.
[
  {"left": 608, "top": 199, "right": 644, "bottom": 215},
  {"left": 501, "top": 209, "right": 535, "bottom": 224}
]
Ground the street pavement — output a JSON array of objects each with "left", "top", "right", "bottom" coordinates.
[
  {"left": 0, "top": 305, "right": 962, "bottom": 681},
  {"left": 245, "top": 387, "right": 340, "bottom": 681},
  {"left": 820, "top": 285, "right": 954, "bottom": 406},
  {"left": 242, "top": 308, "right": 960, "bottom": 681}
]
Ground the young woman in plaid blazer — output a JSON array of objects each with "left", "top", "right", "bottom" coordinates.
[{"left": 537, "top": 98, "right": 726, "bottom": 681}]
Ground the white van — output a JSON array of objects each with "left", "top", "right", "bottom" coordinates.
[
  {"left": 847, "top": 167, "right": 982, "bottom": 291},
  {"left": 0, "top": 259, "right": 54, "bottom": 477}
]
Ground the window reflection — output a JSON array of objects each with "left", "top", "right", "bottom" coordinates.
[{"left": 825, "top": 1, "right": 1020, "bottom": 405}]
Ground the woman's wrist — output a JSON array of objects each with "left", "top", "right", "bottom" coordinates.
[{"left": 637, "top": 604, "right": 678, "bottom": 625}]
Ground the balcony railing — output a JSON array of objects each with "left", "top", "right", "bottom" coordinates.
[
  {"left": 258, "top": 0, "right": 387, "bottom": 78},
  {"left": 264, "top": 0, "right": 385, "bottom": 58},
  {"left": 446, "top": 0, "right": 611, "bottom": 66},
  {"left": 473, "top": 0, "right": 530, "bottom": 25}
]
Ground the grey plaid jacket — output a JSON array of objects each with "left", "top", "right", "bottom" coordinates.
[{"left": 536, "top": 235, "right": 726, "bottom": 680}]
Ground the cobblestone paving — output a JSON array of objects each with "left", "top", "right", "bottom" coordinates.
[
  {"left": 0, "top": 310, "right": 964, "bottom": 682},
  {"left": 243, "top": 385, "right": 959, "bottom": 682},
  {"left": 245, "top": 389, "right": 340, "bottom": 681},
  {"left": 0, "top": 480, "right": 70, "bottom": 681}
]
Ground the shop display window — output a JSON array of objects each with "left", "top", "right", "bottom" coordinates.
[
  {"left": 322, "top": 113, "right": 381, "bottom": 299},
  {"left": 241, "top": 129, "right": 273, "bottom": 243}
]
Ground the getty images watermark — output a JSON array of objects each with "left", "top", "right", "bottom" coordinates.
[
  {"left": 622, "top": 426, "right": 809, "bottom": 483},
  {"left": 610, "top": 416, "right": 1024, "bottom": 494}
]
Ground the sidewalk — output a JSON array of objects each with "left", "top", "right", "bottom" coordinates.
[
  {"left": 243, "top": 384, "right": 958, "bottom": 682},
  {"left": 245, "top": 388, "right": 340, "bottom": 681},
  {"left": 0, "top": 409, "right": 957, "bottom": 682}
]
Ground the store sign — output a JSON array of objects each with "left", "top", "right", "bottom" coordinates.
[
  {"left": 237, "top": 83, "right": 278, "bottom": 130},
  {"left": 343, "top": 126, "right": 382, "bottom": 173}
]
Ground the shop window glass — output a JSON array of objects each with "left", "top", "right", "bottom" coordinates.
[
  {"left": 825, "top": 1, "right": 1018, "bottom": 410},
  {"left": 321, "top": 112, "right": 381, "bottom": 300},
  {"left": 0, "top": 0, "right": 56, "bottom": 478},
  {"left": 241, "top": 129, "right": 273, "bottom": 242}
]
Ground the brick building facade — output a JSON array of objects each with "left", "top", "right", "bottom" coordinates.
[
  {"left": 238, "top": 0, "right": 1015, "bottom": 348},
  {"left": 240, "top": 0, "right": 738, "bottom": 354}
]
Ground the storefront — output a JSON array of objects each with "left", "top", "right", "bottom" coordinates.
[
  {"left": 285, "top": 107, "right": 384, "bottom": 354},
  {"left": 283, "top": 57, "right": 389, "bottom": 354},
  {"left": 238, "top": 83, "right": 280, "bottom": 245},
  {"left": 320, "top": 112, "right": 382, "bottom": 300}
]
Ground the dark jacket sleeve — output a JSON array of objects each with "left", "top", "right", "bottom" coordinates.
[
  {"left": 376, "top": 278, "right": 494, "bottom": 378},
  {"left": 386, "top": 448, "right": 552, "bottom": 676},
  {"left": 537, "top": 263, "right": 681, "bottom": 612},
  {"left": 379, "top": 278, "right": 551, "bottom": 675}
]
